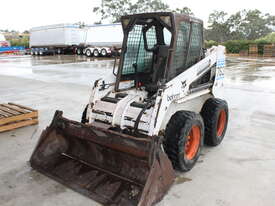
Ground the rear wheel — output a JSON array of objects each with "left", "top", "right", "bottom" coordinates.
[
  {"left": 77, "top": 48, "right": 82, "bottom": 55},
  {"left": 57, "top": 48, "right": 62, "bottom": 55},
  {"left": 164, "top": 111, "right": 204, "bottom": 172},
  {"left": 86, "top": 49, "right": 92, "bottom": 57},
  {"left": 93, "top": 49, "right": 99, "bottom": 57},
  {"left": 101, "top": 49, "right": 107, "bottom": 57},
  {"left": 200, "top": 98, "right": 229, "bottom": 146}
]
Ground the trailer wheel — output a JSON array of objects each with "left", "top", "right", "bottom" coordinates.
[
  {"left": 200, "top": 98, "right": 229, "bottom": 146},
  {"left": 163, "top": 111, "right": 204, "bottom": 172},
  {"left": 77, "top": 48, "right": 82, "bottom": 55},
  {"left": 101, "top": 49, "right": 107, "bottom": 57},
  {"left": 93, "top": 49, "right": 99, "bottom": 57},
  {"left": 85, "top": 49, "right": 92, "bottom": 57},
  {"left": 57, "top": 48, "right": 62, "bottom": 55}
]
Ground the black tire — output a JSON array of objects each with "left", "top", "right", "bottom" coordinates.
[
  {"left": 200, "top": 98, "right": 229, "bottom": 146},
  {"left": 81, "top": 104, "right": 89, "bottom": 124},
  {"left": 85, "top": 49, "right": 92, "bottom": 57},
  {"left": 163, "top": 111, "right": 204, "bottom": 172},
  {"left": 93, "top": 49, "right": 99, "bottom": 57},
  {"left": 101, "top": 48, "right": 107, "bottom": 57},
  {"left": 77, "top": 48, "right": 82, "bottom": 55},
  {"left": 57, "top": 48, "right": 62, "bottom": 55}
]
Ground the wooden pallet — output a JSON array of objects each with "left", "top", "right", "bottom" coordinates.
[
  {"left": 249, "top": 44, "right": 258, "bottom": 56},
  {"left": 0, "top": 103, "right": 38, "bottom": 132},
  {"left": 263, "top": 44, "right": 275, "bottom": 57}
]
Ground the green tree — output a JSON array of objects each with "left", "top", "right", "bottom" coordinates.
[
  {"left": 205, "top": 10, "right": 230, "bottom": 42},
  {"left": 225, "top": 11, "right": 245, "bottom": 40},
  {"left": 173, "top": 7, "right": 193, "bottom": 15},
  {"left": 240, "top": 10, "right": 273, "bottom": 40},
  {"left": 206, "top": 9, "right": 275, "bottom": 42},
  {"left": 10, "top": 36, "right": 29, "bottom": 47},
  {"left": 256, "top": 32, "right": 275, "bottom": 43},
  {"left": 93, "top": 0, "right": 169, "bottom": 23}
]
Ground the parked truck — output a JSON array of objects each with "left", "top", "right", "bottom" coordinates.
[
  {"left": 77, "top": 23, "right": 123, "bottom": 57},
  {"left": 30, "top": 23, "right": 87, "bottom": 55},
  {"left": 30, "top": 23, "right": 123, "bottom": 57}
]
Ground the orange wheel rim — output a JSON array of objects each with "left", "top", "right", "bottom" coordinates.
[
  {"left": 217, "top": 110, "right": 226, "bottom": 137},
  {"left": 185, "top": 125, "right": 201, "bottom": 160}
]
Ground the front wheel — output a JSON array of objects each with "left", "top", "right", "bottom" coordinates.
[
  {"left": 200, "top": 98, "right": 229, "bottom": 146},
  {"left": 164, "top": 111, "right": 204, "bottom": 172}
]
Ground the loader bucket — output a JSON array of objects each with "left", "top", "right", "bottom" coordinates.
[{"left": 30, "top": 111, "right": 175, "bottom": 206}]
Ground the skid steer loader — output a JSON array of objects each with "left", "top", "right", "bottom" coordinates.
[{"left": 30, "top": 12, "right": 228, "bottom": 206}]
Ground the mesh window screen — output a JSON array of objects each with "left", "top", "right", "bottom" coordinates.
[
  {"left": 171, "top": 21, "right": 190, "bottom": 75},
  {"left": 122, "top": 25, "right": 156, "bottom": 75},
  {"left": 186, "top": 23, "right": 202, "bottom": 68}
]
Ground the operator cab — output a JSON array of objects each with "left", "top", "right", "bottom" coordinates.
[{"left": 115, "top": 12, "right": 204, "bottom": 94}]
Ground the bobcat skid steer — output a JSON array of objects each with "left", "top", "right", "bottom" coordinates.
[{"left": 30, "top": 12, "right": 228, "bottom": 206}]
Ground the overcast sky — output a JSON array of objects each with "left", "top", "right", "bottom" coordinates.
[{"left": 0, "top": 0, "right": 274, "bottom": 31}]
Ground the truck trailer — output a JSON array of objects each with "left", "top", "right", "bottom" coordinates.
[
  {"left": 30, "top": 23, "right": 87, "bottom": 55},
  {"left": 77, "top": 23, "right": 123, "bottom": 57}
]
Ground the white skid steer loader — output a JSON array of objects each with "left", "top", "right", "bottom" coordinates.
[{"left": 30, "top": 12, "right": 228, "bottom": 206}]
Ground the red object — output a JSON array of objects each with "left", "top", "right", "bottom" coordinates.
[{"left": 0, "top": 41, "right": 10, "bottom": 47}]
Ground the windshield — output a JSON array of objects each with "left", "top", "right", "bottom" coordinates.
[
  {"left": 121, "top": 19, "right": 172, "bottom": 76},
  {"left": 122, "top": 25, "right": 157, "bottom": 75}
]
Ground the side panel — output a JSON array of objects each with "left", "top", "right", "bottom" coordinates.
[
  {"left": 159, "top": 93, "right": 213, "bottom": 132},
  {"left": 212, "top": 45, "right": 226, "bottom": 96},
  {"left": 150, "top": 46, "right": 225, "bottom": 136},
  {"left": 85, "top": 24, "right": 123, "bottom": 47},
  {"left": 30, "top": 24, "right": 86, "bottom": 47},
  {"left": 65, "top": 27, "right": 87, "bottom": 46}
]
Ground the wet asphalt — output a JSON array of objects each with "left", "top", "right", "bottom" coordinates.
[{"left": 0, "top": 55, "right": 274, "bottom": 206}]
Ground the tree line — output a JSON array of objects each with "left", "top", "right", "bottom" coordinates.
[
  {"left": 205, "top": 10, "right": 275, "bottom": 42},
  {"left": 93, "top": 0, "right": 193, "bottom": 23},
  {"left": 93, "top": 0, "right": 275, "bottom": 42}
]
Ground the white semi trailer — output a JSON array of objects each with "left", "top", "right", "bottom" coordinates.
[
  {"left": 30, "top": 23, "right": 123, "bottom": 57},
  {"left": 30, "top": 23, "right": 87, "bottom": 55},
  {"left": 77, "top": 23, "right": 123, "bottom": 57}
]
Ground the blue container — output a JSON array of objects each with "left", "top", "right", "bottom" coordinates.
[{"left": 0, "top": 46, "right": 25, "bottom": 53}]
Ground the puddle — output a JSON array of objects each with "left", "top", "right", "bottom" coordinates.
[{"left": 174, "top": 176, "right": 192, "bottom": 185}]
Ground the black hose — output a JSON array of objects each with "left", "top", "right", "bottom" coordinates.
[{"left": 133, "top": 94, "right": 156, "bottom": 134}]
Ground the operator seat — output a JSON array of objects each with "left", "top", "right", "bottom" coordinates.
[{"left": 145, "top": 45, "right": 169, "bottom": 94}]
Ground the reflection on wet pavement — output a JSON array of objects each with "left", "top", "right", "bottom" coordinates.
[
  {"left": 0, "top": 55, "right": 116, "bottom": 85},
  {"left": 224, "top": 57, "right": 275, "bottom": 92}
]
